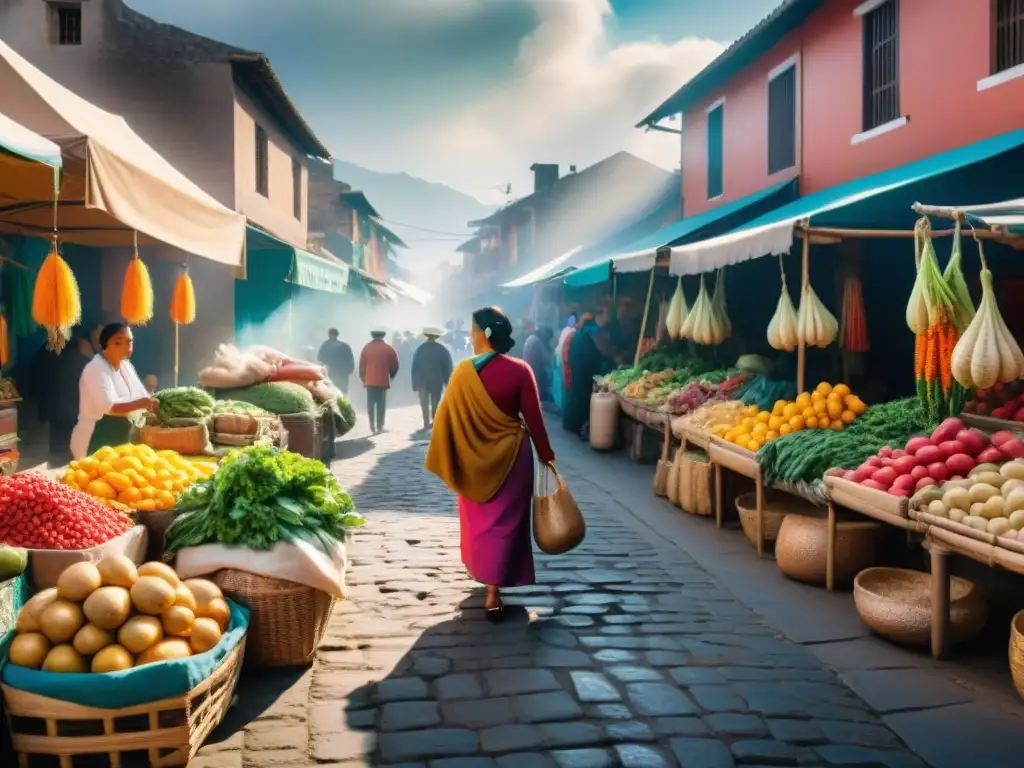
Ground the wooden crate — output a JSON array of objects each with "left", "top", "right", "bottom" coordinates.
[{"left": 2, "top": 639, "right": 244, "bottom": 767}]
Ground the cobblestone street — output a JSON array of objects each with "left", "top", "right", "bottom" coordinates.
[{"left": 191, "top": 405, "right": 1018, "bottom": 768}]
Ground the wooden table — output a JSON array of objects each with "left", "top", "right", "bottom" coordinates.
[
  {"left": 708, "top": 437, "right": 766, "bottom": 554},
  {"left": 823, "top": 476, "right": 922, "bottom": 592}
]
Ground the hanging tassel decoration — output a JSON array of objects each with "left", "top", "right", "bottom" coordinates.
[
  {"left": 121, "top": 239, "right": 154, "bottom": 325},
  {"left": 32, "top": 237, "right": 82, "bottom": 352},
  {"left": 169, "top": 266, "right": 196, "bottom": 325},
  {"left": 0, "top": 309, "right": 9, "bottom": 369}
]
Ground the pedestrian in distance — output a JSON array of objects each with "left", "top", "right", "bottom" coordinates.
[
  {"left": 424, "top": 306, "right": 555, "bottom": 622},
  {"left": 359, "top": 329, "right": 399, "bottom": 434},
  {"left": 412, "top": 326, "right": 454, "bottom": 431},
  {"left": 317, "top": 328, "right": 355, "bottom": 394}
]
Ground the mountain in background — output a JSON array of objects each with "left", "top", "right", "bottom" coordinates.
[{"left": 332, "top": 160, "right": 495, "bottom": 275}]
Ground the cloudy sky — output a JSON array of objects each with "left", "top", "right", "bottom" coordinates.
[{"left": 127, "top": 0, "right": 780, "bottom": 203}]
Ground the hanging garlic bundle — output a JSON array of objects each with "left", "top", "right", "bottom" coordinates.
[
  {"left": 169, "top": 266, "right": 196, "bottom": 325},
  {"left": 710, "top": 269, "right": 731, "bottom": 343},
  {"left": 767, "top": 256, "right": 799, "bottom": 352},
  {"left": 796, "top": 282, "right": 838, "bottom": 348},
  {"left": 665, "top": 277, "right": 687, "bottom": 340},
  {"left": 31, "top": 237, "right": 81, "bottom": 352},
  {"left": 950, "top": 238, "right": 1024, "bottom": 390},
  {"left": 681, "top": 276, "right": 714, "bottom": 344},
  {"left": 121, "top": 240, "right": 154, "bottom": 325}
]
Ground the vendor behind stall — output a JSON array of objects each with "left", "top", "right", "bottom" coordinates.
[
  {"left": 563, "top": 306, "right": 614, "bottom": 436},
  {"left": 70, "top": 323, "right": 157, "bottom": 460}
]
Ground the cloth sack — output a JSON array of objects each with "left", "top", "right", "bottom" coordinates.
[
  {"left": 533, "top": 464, "right": 585, "bottom": 554},
  {"left": 174, "top": 538, "right": 347, "bottom": 599}
]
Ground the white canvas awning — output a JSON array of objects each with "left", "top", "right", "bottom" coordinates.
[
  {"left": 913, "top": 197, "right": 1024, "bottom": 230},
  {"left": 0, "top": 39, "right": 246, "bottom": 266},
  {"left": 0, "top": 110, "right": 61, "bottom": 169}
]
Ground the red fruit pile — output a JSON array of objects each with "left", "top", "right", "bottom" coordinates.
[
  {"left": 0, "top": 472, "right": 133, "bottom": 550},
  {"left": 964, "top": 381, "right": 1024, "bottom": 421}
]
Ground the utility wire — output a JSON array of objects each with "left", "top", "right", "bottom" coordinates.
[{"left": 374, "top": 218, "right": 478, "bottom": 237}]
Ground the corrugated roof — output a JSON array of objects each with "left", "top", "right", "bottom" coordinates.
[
  {"left": 637, "top": 0, "right": 824, "bottom": 126},
  {"left": 339, "top": 190, "right": 381, "bottom": 219}
]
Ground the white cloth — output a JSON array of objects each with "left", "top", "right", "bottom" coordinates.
[{"left": 70, "top": 354, "right": 148, "bottom": 459}]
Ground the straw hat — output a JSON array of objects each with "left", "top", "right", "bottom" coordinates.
[{"left": 422, "top": 326, "right": 444, "bottom": 338}]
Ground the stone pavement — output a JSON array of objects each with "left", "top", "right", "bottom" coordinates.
[{"left": 194, "top": 405, "right": 938, "bottom": 768}]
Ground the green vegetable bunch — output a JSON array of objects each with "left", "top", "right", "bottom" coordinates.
[
  {"left": 216, "top": 382, "right": 317, "bottom": 415},
  {"left": 166, "top": 445, "right": 364, "bottom": 555},
  {"left": 757, "top": 397, "right": 936, "bottom": 485},
  {"left": 155, "top": 387, "right": 215, "bottom": 422},
  {"left": 212, "top": 399, "right": 274, "bottom": 417}
]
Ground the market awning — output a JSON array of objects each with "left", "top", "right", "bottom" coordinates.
[
  {"left": 389, "top": 277, "right": 433, "bottom": 304},
  {"left": 501, "top": 246, "right": 584, "bottom": 288},
  {"left": 246, "top": 225, "right": 349, "bottom": 294},
  {"left": 0, "top": 110, "right": 61, "bottom": 168},
  {"left": 667, "top": 125, "right": 1024, "bottom": 276},
  {"left": 0, "top": 39, "right": 246, "bottom": 266}
]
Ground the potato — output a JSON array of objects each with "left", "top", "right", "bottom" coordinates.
[
  {"left": 927, "top": 499, "right": 949, "bottom": 518},
  {"left": 1001, "top": 460, "right": 1024, "bottom": 482},
  {"left": 980, "top": 495, "right": 1007, "bottom": 520},
  {"left": 990, "top": 517, "right": 1014, "bottom": 536},
  {"left": 1002, "top": 478, "right": 1024, "bottom": 497},
  {"left": 949, "top": 508, "right": 968, "bottom": 523},
  {"left": 944, "top": 478, "right": 973, "bottom": 491},
  {"left": 973, "top": 471, "right": 1005, "bottom": 489},
  {"left": 1005, "top": 488, "right": 1024, "bottom": 515},
  {"left": 911, "top": 487, "right": 944, "bottom": 509},
  {"left": 964, "top": 515, "right": 990, "bottom": 531},
  {"left": 943, "top": 486, "right": 971, "bottom": 512},
  {"left": 1010, "top": 509, "right": 1024, "bottom": 531},
  {"left": 968, "top": 483, "right": 1000, "bottom": 504},
  {"left": 970, "top": 502, "right": 986, "bottom": 518},
  {"left": 971, "top": 463, "right": 1001, "bottom": 476}
]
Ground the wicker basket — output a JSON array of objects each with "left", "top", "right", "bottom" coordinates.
[
  {"left": 735, "top": 491, "right": 819, "bottom": 546},
  {"left": 212, "top": 413, "right": 259, "bottom": 436},
  {"left": 775, "top": 514, "right": 880, "bottom": 587},
  {"left": 677, "top": 449, "right": 713, "bottom": 517},
  {"left": 139, "top": 424, "right": 210, "bottom": 455},
  {"left": 854, "top": 567, "right": 988, "bottom": 649},
  {"left": 213, "top": 569, "right": 334, "bottom": 668},
  {"left": 1, "top": 638, "right": 244, "bottom": 767},
  {"left": 652, "top": 425, "right": 672, "bottom": 497},
  {"left": 666, "top": 447, "right": 683, "bottom": 506},
  {"left": 1010, "top": 610, "right": 1024, "bottom": 701}
]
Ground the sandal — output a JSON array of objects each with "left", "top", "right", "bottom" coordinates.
[{"left": 485, "top": 604, "right": 505, "bottom": 623}]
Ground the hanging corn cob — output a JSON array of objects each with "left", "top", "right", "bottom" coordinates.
[
  {"left": 31, "top": 237, "right": 81, "bottom": 352},
  {"left": 121, "top": 239, "right": 154, "bottom": 325}
]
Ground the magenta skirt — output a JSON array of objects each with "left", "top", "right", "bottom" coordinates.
[{"left": 458, "top": 439, "right": 536, "bottom": 587}]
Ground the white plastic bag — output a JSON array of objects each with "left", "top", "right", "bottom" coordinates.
[{"left": 174, "top": 538, "right": 347, "bottom": 598}]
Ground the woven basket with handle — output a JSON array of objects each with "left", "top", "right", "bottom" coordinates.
[
  {"left": 213, "top": 569, "right": 335, "bottom": 668},
  {"left": 139, "top": 424, "right": 209, "bottom": 455}
]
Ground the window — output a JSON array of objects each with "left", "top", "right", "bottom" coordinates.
[
  {"left": 255, "top": 125, "right": 269, "bottom": 197},
  {"left": 861, "top": 0, "right": 900, "bottom": 131},
  {"left": 768, "top": 64, "right": 797, "bottom": 174},
  {"left": 706, "top": 102, "right": 724, "bottom": 199},
  {"left": 292, "top": 158, "right": 302, "bottom": 220},
  {"left": 996, "top": 0, "right": 1024, "bottom": 73},
  {"left": 53, "top": 4, "right": 82, "bottom": 45}
]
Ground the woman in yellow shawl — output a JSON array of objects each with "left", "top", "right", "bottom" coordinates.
[{"left": 425, "top": 307, "right": 556, "bottom": 621}]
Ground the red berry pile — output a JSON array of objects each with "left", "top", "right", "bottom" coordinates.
[{"left": 0, "top": 472, "right": 133, "bottom": 550}]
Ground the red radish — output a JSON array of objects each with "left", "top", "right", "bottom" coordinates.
[
  {"left": 950, "top": 475, "right": 964, "bottom": 482},
  {"left": 871, "top": 467, "right": 897, "bottom": 489},
  {"left": 891, "top": 455, "right": 919, "bottom": 476},
  {"left": 879, "top": 446, "right": 893, "bottom": 458},
  {"left": 843, "top": 469, "right": 857, "bottom": 480},
  {"left": 852, "top": 465, "right": 875, "bottom": 483},
  {"left": 991, "top": 431, "right": 1017, "bottom": 447},
  {"left": 915, "top": 445, "right": 944, "bottom": 465},
  {"left": 963, "top": 401, "right": 978, "bottom": 413},
  {"left": 994, "top": 406, "right": 1014, "bottom": 420},
  {"left": 927, "top": 462, "right": 949, "bottom": 483},
  {"left": 904, "top": 437, "right": 933, "bottom": 456},
  {"left": 892, "top": 474, "right": 916, "bottom": 492},
  {"left": 945, "top": 454, "right": 976, "bottom": 477},
  {"left": 910, "top": 465, "right": 929, "bottom": 481},
  {"left": 888, "top": 487, "right": 911, "bottom": 498},
  {"left": 1001, "top": 439, "right": 1024, "bottom": 459},
  {"left": 955, "top": 428, "right": 989, "bottom": 456},
  {"left": 976, "top": 389, "right": 990, "bottom": 400},
  {"left": 880, "top": 457, "right": 894, "bottom": 467},
  {"left": 937, "top": 440, "right": 964, "bottom": 459},
  {"left": 931, "top": 418, "right": 964, "bottom": 444},
  {"left": 915, "top": 477, "right": 937, "bottom": 492},
  {"left": 861, "top": 479, "right": 886, "bottom": 491},
  {"left": 977, "top": 446, "right": 1007, "bottom": 464},
  {"left": 1015, "top": 407, "right": 1024, "bottom": 422},
  {"left": 890, "top": 449, "right": 906, "bottom": 459},
  {"left": 864, "top": 456, "right": 882, "bottom": 468}
]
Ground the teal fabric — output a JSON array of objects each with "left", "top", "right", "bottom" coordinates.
[
  {"left": 1, "top": 600, "right": 249, "bottom": 708},
  {"left": 563, "top": 261, "right": 611, "bottom": 288},
  {"left": 472, "top": 352, "right": 496, "bottom": 371},
  {"left": 706, "top": 105, "right": 724, "bottom": 199},
  {"left": 290, "top": 250, "right": 349, "bottom": 294}
]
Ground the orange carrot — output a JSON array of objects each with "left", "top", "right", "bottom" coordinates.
[
  {"left": 915, "top": 332, "right": 926, "bottom": 378},
  {"left": 925, "top": 327, "right": 939, "bottom": 382}
]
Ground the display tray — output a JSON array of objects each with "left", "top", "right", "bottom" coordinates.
[
  {"left": 910, "top": 509, "right": 1024, "bottom": 558},
  {"left": 616, "top": 395, "right": 667, "bottom": 429},
  {"left": 824, "top": 475, "right": 910, "bottom": 522},
  {"left": 677, "top": 424, "right": 711, "bottom": 451},
  {"left": 961, "top": 413, "right": 1024, "bottom": 435},
  {"left": 708, "top": 436, "right": 759, "bottom": 479}
]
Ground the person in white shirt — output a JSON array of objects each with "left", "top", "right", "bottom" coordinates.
[{"left": 70, "top": 323, "right": 157, "bottom": 460}]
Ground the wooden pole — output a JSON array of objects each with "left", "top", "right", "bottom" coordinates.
[
  {"left": 635, "top": 268, "right": 656, "bottom": 366},
  {"left": 173, "top": 323, "right": 180, "bottom": 387},
  {"left": 796, "top": 231, "right": 810, "bottom": 394},
  {"left": 802, "top": 225, "right": 1007, "bottom": 241}
]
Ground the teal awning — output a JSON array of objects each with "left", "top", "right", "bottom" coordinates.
[
  {"left": 564, "top": 260, "right": 612, "bottom": 288},
  {"left": 0, "top": 110, "right": 61, "bottom": 168},
  {"left": 668, "top": 125, "right": 1024, "bottom": 276},
  {"left": 245, "top": 225, "right": 348, "bottom": 294},
  {"left": 290, "top": 249, "right": 349, "bottom": 294}
]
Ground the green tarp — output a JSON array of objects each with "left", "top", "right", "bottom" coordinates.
[{"left": 289, "top": 250, "right": 348, "bottom": 294}]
